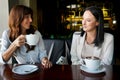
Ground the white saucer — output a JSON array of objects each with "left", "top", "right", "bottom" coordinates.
[
  {"left": 80, "top": 65, "right": 106, "bottom": 74},
  {"left": 12, "top": 64, "right": 38, "bottom": 75}
]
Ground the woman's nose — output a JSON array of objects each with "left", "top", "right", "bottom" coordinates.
[
  {"left": 82, "top": 20, "right": 85, "bottom": 25},
  {"left": 29, "top": 17, "right": 32, "bottom": 22}
]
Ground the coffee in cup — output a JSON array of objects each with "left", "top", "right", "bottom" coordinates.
[
  {"left": 25, "top": 34, "right": 39, "bottom": 46},
  {"left": 82, "top": 56, "right": 101, "bottom": 71}
]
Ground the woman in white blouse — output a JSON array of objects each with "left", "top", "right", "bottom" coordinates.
[
  {"left": 70, "top": 6, "right": 114, "bottom": 65},
  {"left": 0, "top": 5, "right": 52, "bottom": 68}
]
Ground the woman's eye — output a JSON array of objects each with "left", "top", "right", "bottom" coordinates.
[
  {"left": 87, "top": 19, "right": 91, "bottom": 22},
  {"left": 24, "top": 15, "right": 31, "bottom": 19},
  {"left": 25, "top": 15, "right": 29, "bottom": 19}
]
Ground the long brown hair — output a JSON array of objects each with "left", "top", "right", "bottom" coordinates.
[
  {"left": 9, "top": 5, "right": 35, "bottom": 41},
  {"left": 9, "top": 5, "right": 36, "bottom": 52}
]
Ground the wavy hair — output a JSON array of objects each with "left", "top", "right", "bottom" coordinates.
[{"left": 9, "top": 5, "right": 35, "bottom": 42}]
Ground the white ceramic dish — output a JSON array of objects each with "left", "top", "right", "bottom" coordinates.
[
  {"left": 12, "top": 64, "right": 38, "bottom": 75},
  {"left": 80, "top": 65, "right": 106, "bottom": 74}
]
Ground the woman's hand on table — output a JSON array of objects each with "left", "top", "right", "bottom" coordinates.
[{"left": 41, "top": 57, "right": 52, "bottom": 68}]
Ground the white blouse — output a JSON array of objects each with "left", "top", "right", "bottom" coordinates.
[
  {"left": 70, "top": 31, "right": 114, "bottom": 65},
  {"left": 81, "top": 41, "right": 95, "bottom": 58}
]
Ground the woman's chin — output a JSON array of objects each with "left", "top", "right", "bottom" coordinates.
[{"left": 83, "top": 28, "right": 87, "bottom": 31}]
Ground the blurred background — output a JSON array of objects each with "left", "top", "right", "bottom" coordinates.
[{"left": 7, "top": 0, "right": 118, "bottom": 39}]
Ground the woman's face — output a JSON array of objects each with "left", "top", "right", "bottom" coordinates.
[
  {"left": 21, "top": 14, "right": 32, "bottom": 30},
  {"left": 82, "top": 10, "right": 99, "bottom": 32}
]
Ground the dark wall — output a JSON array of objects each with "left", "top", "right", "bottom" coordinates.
[
  {"left": 112, "top": 0, "right": 120, "bottom": 58},
  {"left": 37, "top": 0, "right": 58, "bottom": 38},
  {"left": 37, "top": 0, "right": 120, "bottom": 39},
  {"left": 9, "top": 0, "right": 19, "bottom": 12},
  {"left": 37, "top": 0, "right": 75, "bottom": 38}
]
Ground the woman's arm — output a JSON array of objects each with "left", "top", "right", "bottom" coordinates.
[
  {"left": 70, "top": 32, "right": 80, "bottom": 65},
  {"left": 0, "top": 30, "right": 26, "bottom": 63},
  {"left": 36, "top": 31, "right": 52, "bottom": 68},
  {"left": 102, "top": 33, "right": 114, "bottom": 65},
  {"left": 2, "top": 42, "right": 18, "bottom": 62}
]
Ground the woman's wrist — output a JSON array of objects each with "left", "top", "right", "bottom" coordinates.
[
  {"left": 11, "top": 42, "right": 18, "bottom": 49},
  {"left": 42, "top": 57, "right": 48, "bottom": 62}
]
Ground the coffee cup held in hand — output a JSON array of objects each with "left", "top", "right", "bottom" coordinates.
[
  {"left": 82, "top": 56, "right": 101, "bottom": 71},
  {"left": 25, "top": 34, "right": 39, "bottom": 46}
]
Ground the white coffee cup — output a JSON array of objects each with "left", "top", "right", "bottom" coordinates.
[
  {"left": 82, "top": 56, "right": 101, "bottom": 71},
  {"left": 25, "top": 34, "right": 39, "bottom": 46}
]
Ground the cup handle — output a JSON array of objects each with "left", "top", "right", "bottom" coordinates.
[{"left": 80, "top": 59, "right": 86, "bottom": 66}]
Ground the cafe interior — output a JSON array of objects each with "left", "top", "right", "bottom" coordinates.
[
  {"left": 4, "top": 0, "right": 120, "bottom": 65},
  {"left": 1, "top": 0, "right": 120, "bottom": 80},
  {"left": 0, "top": 0, "right": 111, "bottom": 66},
  {"left": 0, "top": 0, "right": 117, "bottom": 62}
]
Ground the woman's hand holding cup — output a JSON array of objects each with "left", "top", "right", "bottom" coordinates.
[{"left": 13, "top": 35, "right": 26, "bottom": 47}]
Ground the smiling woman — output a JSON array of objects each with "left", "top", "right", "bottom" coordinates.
[{"left": 0, "top": 5, "right": 52, "bottom": 68}]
